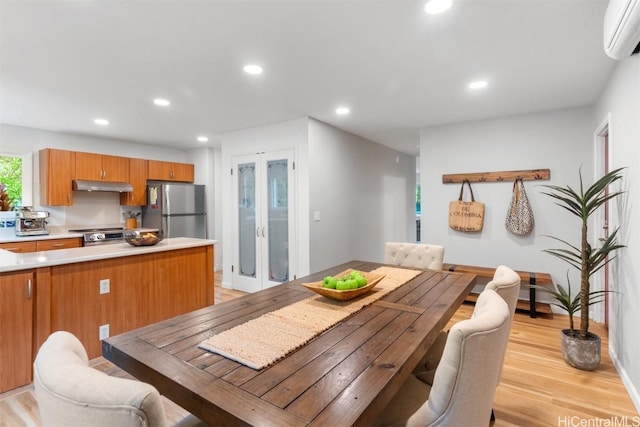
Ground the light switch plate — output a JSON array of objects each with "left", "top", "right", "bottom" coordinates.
[
  {"left": 99, "top": 279, "right": 110, "bottom": 294},
  {"left": 314, "top": 211, "right": 321, "bottom": 221}
]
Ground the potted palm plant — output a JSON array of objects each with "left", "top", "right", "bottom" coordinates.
[{"left": 539, "top": 167, "right": 625, "bottom": 370}]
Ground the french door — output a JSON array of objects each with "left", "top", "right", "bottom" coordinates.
[{"left": 232, "top": 150, "right": 295, "bottom": 293}]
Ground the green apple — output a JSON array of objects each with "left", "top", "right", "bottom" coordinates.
[{"left": 336, "top": 280, "right": 349, "bottom": 290}]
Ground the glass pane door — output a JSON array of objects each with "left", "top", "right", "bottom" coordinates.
[
  {"left": 267, "top": 158, "right": 289, "bottom": 282},
  {"left": 238, "top": 162, "right": 256, "bottom": 279}
]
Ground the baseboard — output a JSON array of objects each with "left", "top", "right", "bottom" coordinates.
[{"left": 609, "top": 343, "right": 640, "bottom": 413}]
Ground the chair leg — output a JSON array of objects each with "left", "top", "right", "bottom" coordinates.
[{"left": 490, "top": 408, "right": 496, "bottom": 422}]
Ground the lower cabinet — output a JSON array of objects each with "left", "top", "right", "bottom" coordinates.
[
  {"left": 0, "top": 241, "right": 37, "bottom": 253},
  {"left": 36, "top": 238, "right": 82, "bottom": 251},
  {"left": 0, "top": 270, "right": 34, "bottom": 393},
  {"left": 0, "top": 238, "right": 81, "bottom": 253},
  {"left": 43, "top": 246, "right": 214, "bottom": 359}
]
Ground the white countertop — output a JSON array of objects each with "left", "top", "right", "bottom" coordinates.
[{"left": 0, "top": 237, "right": 218, "bottom": 273}]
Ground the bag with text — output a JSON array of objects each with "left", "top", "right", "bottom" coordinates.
[
  {"left": 505, "top": 177, "right": 534, "bottom": 236},
  {"left": 449, "top": 180, "right": 485, "bottom": 232}
]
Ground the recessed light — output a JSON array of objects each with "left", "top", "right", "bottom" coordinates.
[
  {"left": 424, "top": 0, "right": 452, "bottom": 14},
  {"left": 336, "top": 107, "right": 350, "bottom": 115},
  {"left": 94, "top": 118, "right": 109, "bottom": 126},
  {"left": 243, "top": 64, "right": 263, "bottom": 75},
  {"left": 153, "top": 98, "right": 171, "bottom": 106},
  {"left": 468, "top": 80, "right": 488, "bottom": 90},
  {"left": 197, "top": 136, "right": 209, "bottom": 143}
]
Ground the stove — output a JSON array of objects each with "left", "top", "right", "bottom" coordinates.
[{"left": 68, "top": 227, "right": 126, "bottom": 246}]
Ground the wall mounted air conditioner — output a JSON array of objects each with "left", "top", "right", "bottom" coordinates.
[{"left": 604, "top": 0, "right": 640, "bottom": 59}]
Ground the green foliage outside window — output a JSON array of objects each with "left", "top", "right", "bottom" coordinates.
[
  {"left": 0, "top": 155, "right": 22, "bottom": 209},
  {"left": 416, "top": 184, "right": 421, "bottom": 215}
]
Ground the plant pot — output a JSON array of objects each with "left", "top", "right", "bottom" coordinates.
[
  {"left": 560, "top": 329, "right": 601, "bottom": 371},
  {"left": 125, "top": 218, "right": 138, "bottom": 230}
]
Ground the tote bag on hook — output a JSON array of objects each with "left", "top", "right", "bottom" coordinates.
[
  {"left": 505, "top": 177, "right": 534, "bottom": 235},
  {"left": 449, "top": 180, "right": 485, "bottom": 232}
]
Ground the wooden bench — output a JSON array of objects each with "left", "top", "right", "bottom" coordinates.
[{"left": 442, "top": 263, "right": 554, "bottom": 318}]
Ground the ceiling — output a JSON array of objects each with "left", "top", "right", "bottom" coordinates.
[{"left": 0, "top": 0, "right": 616, "bottom": 156}]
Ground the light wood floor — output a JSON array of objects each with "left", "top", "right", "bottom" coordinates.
[{"left": 1, "top": 275, "right": 637, "bottom": 426}]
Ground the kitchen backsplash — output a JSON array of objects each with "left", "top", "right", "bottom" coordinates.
[
  {"left": 41, "top": 191, "right": 141, "bottom": 228},
  {"left": 0, "top": 211, "right": 15, "bottom": 228}
]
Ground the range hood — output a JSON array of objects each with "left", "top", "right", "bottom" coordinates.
[{"left": 73, "top": 180, "right": 133, "bottom": 192}]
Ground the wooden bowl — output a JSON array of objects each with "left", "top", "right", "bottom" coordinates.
[
  {"left": 123, "top": 230, "right": 162, "bottom": 246},
  {"left": 303, "top": 269, "right": 386, "bottom": 301}
]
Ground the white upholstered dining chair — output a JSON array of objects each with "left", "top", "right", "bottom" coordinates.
[
  {"left": 34, "top": 331, "right": 205, "bottom": 427},
  {"left": 375, "top": 289, "right": 511, "bottom": 427},
  {"left": 384, "top": 242, "right": 445, "bottom": 271},
  {"left": 414, "top": 265, "right": 521, "bottom": 388}
]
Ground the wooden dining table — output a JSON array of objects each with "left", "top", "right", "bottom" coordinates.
[{"left": 102, "top": 260, "right": 476, "bottom": 426}]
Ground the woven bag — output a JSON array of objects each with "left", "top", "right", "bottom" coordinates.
[
  {"left": 505, "top": 178, "right": 534, "bottom": 235},
  {"left": 449, "top": 180, "right": 485, "bottom": 232}
]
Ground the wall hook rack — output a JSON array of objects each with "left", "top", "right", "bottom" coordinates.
[{"left": 442, "top": 168, "right": 550, "bottom": 184}]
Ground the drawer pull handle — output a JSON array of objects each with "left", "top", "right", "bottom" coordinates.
[
  {"left": 27, "top": 279, "right": 32, "bottom": 300},
  {"left": 51, "top": 243, "right": 65, "bottom": 247}
]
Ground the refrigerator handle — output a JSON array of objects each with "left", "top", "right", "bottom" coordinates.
[
  {"left": 256, "top": 227, "right": 260, "bottom": 238},
  {"left": 163, "top": 215, "right": 169, "bottom": 238},
  {"left": 262, "top": 226, "right": 266, "bottom": 238}
]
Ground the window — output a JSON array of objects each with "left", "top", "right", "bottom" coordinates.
[
  {"left": 0, "top": 152, "right": 32, "bottom": 226},
  {"left": 0, "top": 154, "right": 22, "bottom": 209}
]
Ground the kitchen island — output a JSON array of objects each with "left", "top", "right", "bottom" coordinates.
[{"left": 0, "top": 237, "right": 216, "bottom": 393}]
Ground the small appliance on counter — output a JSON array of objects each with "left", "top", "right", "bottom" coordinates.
[{"left": 15, "top": 206, "right": 50, "bottom": 236}]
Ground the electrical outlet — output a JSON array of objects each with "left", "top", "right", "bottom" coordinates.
[
  {"left": 99, "top": 324, "right": 110, "bottom": 340},
  {"left": 99, "top": 279, "right": 110, "bottom": 294}
]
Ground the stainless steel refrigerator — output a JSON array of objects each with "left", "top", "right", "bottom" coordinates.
[{"left": 142, "top": 182, "right": 207, "bottom": 239}]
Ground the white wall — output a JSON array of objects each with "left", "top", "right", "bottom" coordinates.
[
  {"left": 186, "top": 146, "right": 221, "bottom": 269},
  {"left": 594, "top": 58, "right": 640, "bottom": 411},
  {"left": 420, "top": 106, "right": 594, "bottom": 290},
  {"left": 308, "top": 119, "right": 416, "bottom": 272},
  {"left": 220, "top": 117, "right": 310, "bottom": 288}
]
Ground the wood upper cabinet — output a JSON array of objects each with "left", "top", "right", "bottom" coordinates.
[
  {"left": 120, "top": 158, "right": 148, "bottom": 206},
  {"left": 0, "top": 270, "right": 34, "bottom": 393},
  {"left": 39, "top": 149, "right": 74, "bottom": 206},
  {"left": 0, "top": 241, "right": 38, "bottom": 253},
  {"left": 75, "top": 152, "right": 129, "bottom": 182},
  {"left": 148, "top": 160, "right": 194, "bottom": 182},
  {"left": 36, "top": 238, "right": 82, "bottom": 251}
]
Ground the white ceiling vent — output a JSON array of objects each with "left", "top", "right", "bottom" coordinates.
[{"left": 604, "top": 0, "right": 640, "bottom": 59}]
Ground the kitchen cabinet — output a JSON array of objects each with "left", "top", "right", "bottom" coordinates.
[
  {"left": 231, "top": 150, "right": 295, "bottom": 293},
  {"left": 148, "top": 160, "right": 194, "bottom": 182},
  {"left": 45, "top": 246, "right": 213, "bottom": 358},
  {"left": 75, "top": 152, "right": 129, "bottom": 183},
  {"left": 0, "top": 241, "right": 38, "bottom": 253},
  {"left": 0, "top": 238, "right": 81, "bottom": 253},
  {"left": 36, "top": 238, "right": 82, "bottom": 251},
  {"left": 120, "top": 158, "right": 148, "bottom": 206},
  {"left": 39, "top": 148, "right": 74, "bottom": 206},
  {"left": 0, "top": 270, "right": 34, "bottom": 393}
]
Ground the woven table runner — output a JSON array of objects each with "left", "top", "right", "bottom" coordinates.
[{"left": 198, "top": 266, "right": 421, "bottom": 370}]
